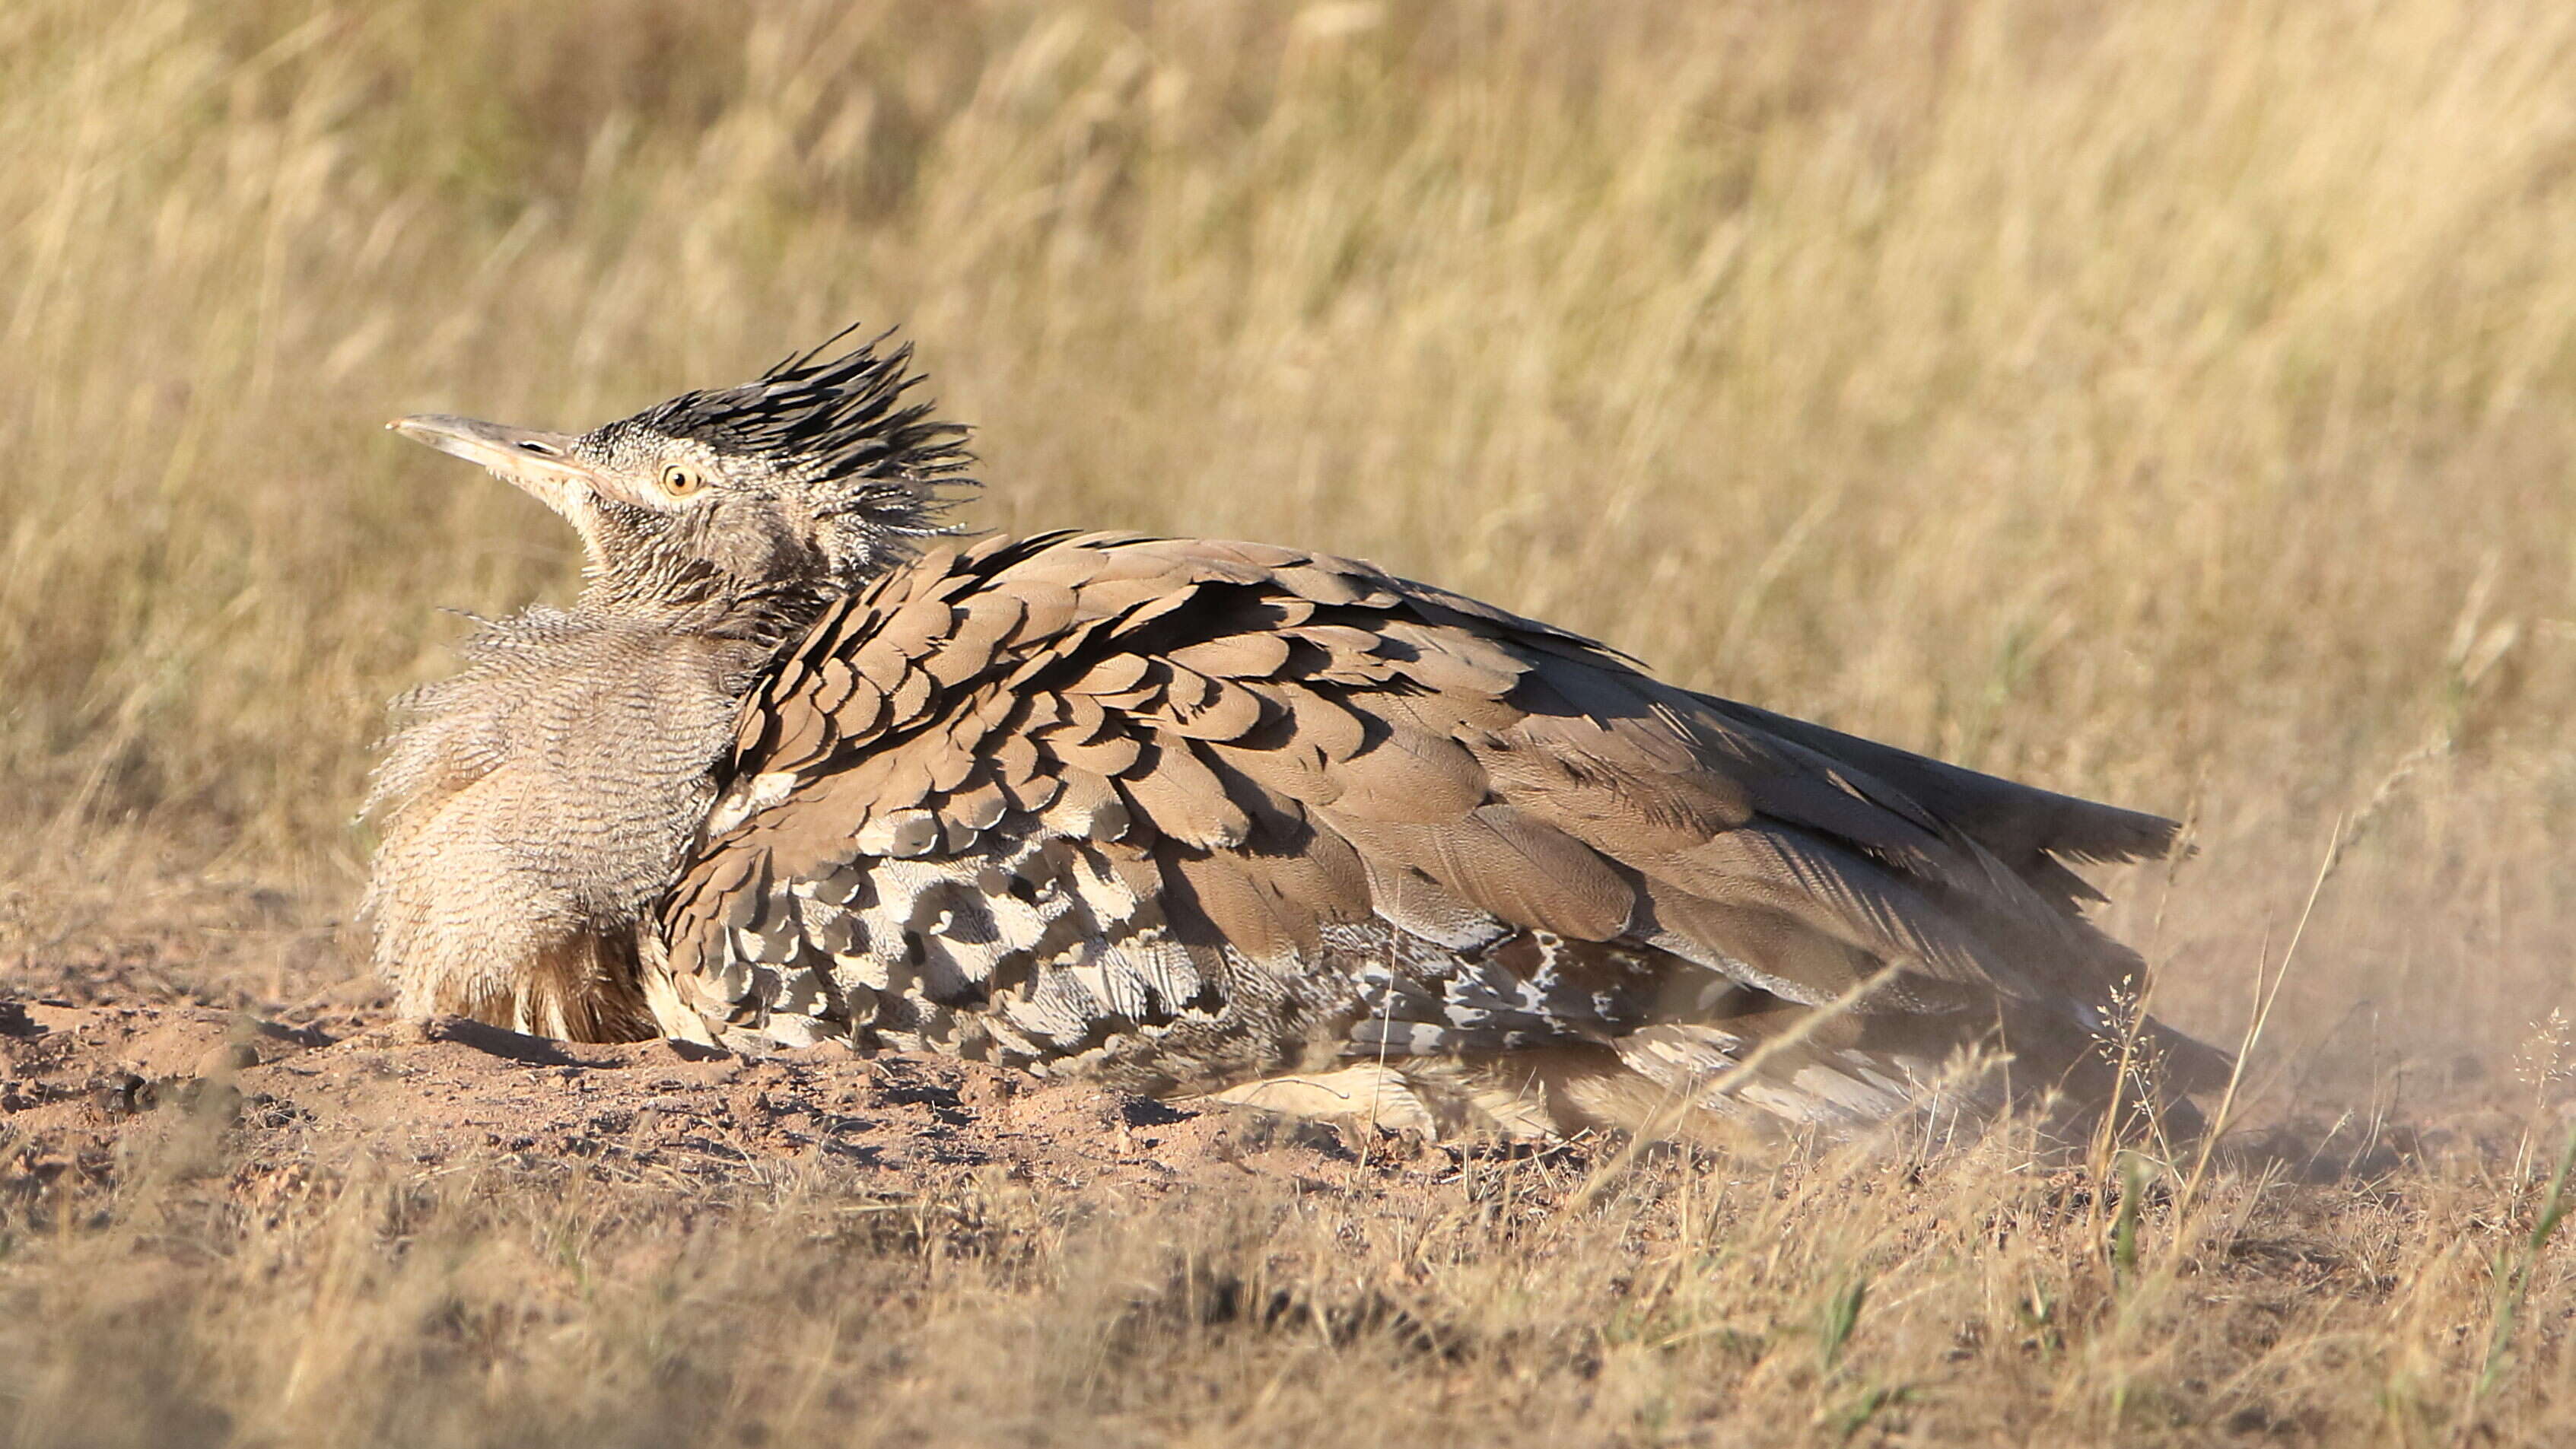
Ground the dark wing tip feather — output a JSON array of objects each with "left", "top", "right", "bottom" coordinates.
[{"left": 1697, "top": 697, "right": 2180, "bottom": 871}]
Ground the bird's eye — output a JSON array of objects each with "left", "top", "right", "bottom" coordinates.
[{"left": 660, "top": 464, "right": 705, "bottom": 497}]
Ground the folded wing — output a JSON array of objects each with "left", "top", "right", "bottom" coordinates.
[{"left": 659, "top": 532, "right": 2222, "bottom": 1133}]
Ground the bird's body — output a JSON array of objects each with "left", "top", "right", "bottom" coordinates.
[{"left": 370, "top": 333, "right": 2222, "bottom": 1140}]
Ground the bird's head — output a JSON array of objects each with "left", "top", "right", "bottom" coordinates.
[{"left": 391, "top": 330, "right": 976, "bottom": 617}]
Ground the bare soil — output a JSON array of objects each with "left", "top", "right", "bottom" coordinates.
[{"left": 0, "top": 999, "right": 1493, "bottom": 1214}]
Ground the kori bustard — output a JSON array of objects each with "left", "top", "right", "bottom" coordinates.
[{"left": 367, "top": 331, "right": 2224, "bottom": 1140}]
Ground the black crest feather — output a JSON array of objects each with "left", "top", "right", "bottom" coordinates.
[{"left": 633, "top": 326, "right": 976, "bottom": 501}]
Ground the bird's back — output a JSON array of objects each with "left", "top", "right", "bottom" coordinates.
[{"left": 652, "top": 530, "right": 2223, "bottom": 1138}]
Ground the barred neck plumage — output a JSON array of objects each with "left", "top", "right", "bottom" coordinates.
[{"left": 577, "top": 556, "right": 840, "bottom": 649}]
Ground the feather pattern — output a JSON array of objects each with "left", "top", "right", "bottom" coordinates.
[{"left": 653, "top": 531, "right": 2226, "bottom": 1135}]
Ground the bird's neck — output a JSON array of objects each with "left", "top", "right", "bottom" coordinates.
[
  {"left": 577, "top": 567, "right": 834, "bottom": 650},
  {"left": 364, "top": 598, "right": 800, "bottom": 1040}
]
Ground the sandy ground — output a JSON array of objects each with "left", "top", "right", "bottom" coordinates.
[{"left": 0, "top": 999, "right": 1508, "bottom": 1212}]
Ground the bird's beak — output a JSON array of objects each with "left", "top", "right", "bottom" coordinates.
[{"left": 387, "top": 414, "right": 644, "bottom": 513}]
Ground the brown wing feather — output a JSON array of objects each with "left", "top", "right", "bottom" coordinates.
[{"left": 659, "top": 531, "right": 2222, "bottom": 1116}]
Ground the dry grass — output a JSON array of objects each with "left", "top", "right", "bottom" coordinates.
[
  {"left": 5, "top": 0, "right": 2576, "bottom": 1441},
  {"left": 2, "top": 1130, "right": 2569, "bottom": 1448}
]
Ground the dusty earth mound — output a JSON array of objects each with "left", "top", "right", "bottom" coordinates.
[{"left": 0, "top": 1000, "right": 1507, "bottom": 1207}]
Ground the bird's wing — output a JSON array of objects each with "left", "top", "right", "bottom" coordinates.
[{"left": 661, "top": 531, "right": 2206, "bottom": 1098}]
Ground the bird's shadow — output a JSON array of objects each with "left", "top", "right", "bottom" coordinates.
[{"left": 424, "top": 1015, "right": 619, "bottom": 1068}]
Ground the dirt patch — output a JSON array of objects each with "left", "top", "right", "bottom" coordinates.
[{"left": 0, "top": 1001, "right": 1516, "bottom": 1209}]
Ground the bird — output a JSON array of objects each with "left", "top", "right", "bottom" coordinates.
[{"left": 367, "top": 329, "right": 2227, "bottom": 1142}]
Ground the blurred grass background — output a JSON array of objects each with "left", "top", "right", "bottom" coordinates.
[
  {"left": 4, "top": 0, "right": 2575, "bottom": 1098},
  {"left": 13, "top": 2, "right": 2576, "bottom": 1443}
]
